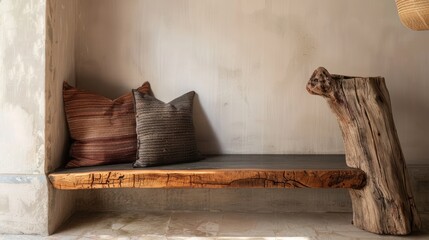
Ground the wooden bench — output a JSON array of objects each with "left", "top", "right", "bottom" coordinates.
[
  {"left": 49, "top": 67, "right": 421, "bottom": 236},
  {"left": 48, "top": 155, "right": 366, "bottom": 190}
]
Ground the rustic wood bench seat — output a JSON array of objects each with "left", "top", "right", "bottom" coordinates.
[{"left": 48, "top": 154, "right": 366, "bottom": 190}]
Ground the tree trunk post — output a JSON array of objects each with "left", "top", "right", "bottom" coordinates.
[{"left": 306, "top": 67, "right": 421, "bottom": 235}]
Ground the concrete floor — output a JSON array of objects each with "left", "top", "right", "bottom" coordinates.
[{"left": 1, "top": 212, "right": 428, "bottom": 240}]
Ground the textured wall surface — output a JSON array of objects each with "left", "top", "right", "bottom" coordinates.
[
  {"left": 77, "top": 188, "right": 353, "bottom": 213},
  {"left": 0, "top": 0, "right": 45, "bottom": 174},
  {"left": 46, "top": 0, "right": 78, "bottom": 234},
  {"left": 76, "top": 0, "right": 429, "bottom": 164},
  {"left": 0, "top": 0, "right": 49, "bottom": 235},
  {"left": 46, "top": 0, "right": 76, "bottom": 172}
]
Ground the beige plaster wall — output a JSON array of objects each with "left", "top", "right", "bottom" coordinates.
[
  {"left": 0, "top": 0, "right": 49, "bottom": 235},
  {"left": 75, "top": 0, "right": 429, "bottom": 164},
  {"left": 46, "top": 0, "right": 78, "bottom": 234},
  {"left": 0, "top": 0, "right": 78, "bottom": 234}
]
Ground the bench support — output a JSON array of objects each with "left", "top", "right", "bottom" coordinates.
[{"left": 306, "top": 67, "right": 421, "bottom": 235}]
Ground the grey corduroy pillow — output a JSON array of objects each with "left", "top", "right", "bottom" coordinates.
[{"left": 132, "top": 90, "right": 202, "bottom": 167}]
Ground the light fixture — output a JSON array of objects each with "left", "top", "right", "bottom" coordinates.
[{"left": 396, "top": 0, "right": 429, "bottom": 30}]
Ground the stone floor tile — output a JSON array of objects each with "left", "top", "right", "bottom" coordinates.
[
  {"left": 315, "top": 231, "right": 378, "bottom": 240},
  {"left": 218, "top": 237, "right": 277, "bottom": 240},
  {"left": 134, "top": 235, "right": 168, "bottom": 240},
  {"left": 218, "top": 213, "right": 277, "bottom": 237},
  {"left": 167, "top": 212, "right": 223, "bottom": 237},
  {"left": 276, "top": 237, "right": 317, "bottom": 240},
  {"left": 53, "top": 211, "right": 171, "bottom": 238},
  {"left": 52, "top": 212, "right": 118, "bottom": 236},
  {"left": 275, "top": 213, "right": 326, "bottom": 237},
  {"left": 2, "top": 212, "right": 428, "bottom": 240},
  {"left": 0, "top": 235, "right": 45, "bottom": 240},
  {"left": 167, "top": 237, "right": 216, "bottom": 240},
  {"left": 118, "top": 212, "right": 171, "bottom": 235},
  {"left": 317, "top": 213, "right": 361, "bottom": 232},
  {"left": 275, "top": 226, "right": 319, "bottom": 238}
]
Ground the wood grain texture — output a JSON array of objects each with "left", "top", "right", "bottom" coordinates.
[
  {"left": 307, "top": 67, "right": 421, "bottom": 235},
  {"left": 48, "top": 155, "right": 366, "bottom": 190},
  {"left": 396, "top": 0, "right": 429, "bottom": 31}
]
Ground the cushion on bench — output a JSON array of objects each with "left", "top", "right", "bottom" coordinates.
[
  {"left": 132, "top": 90, "right": 202, "bottom": 168},
  {"left": 63, "top": 82, "right": 152, "bottom": 168}
]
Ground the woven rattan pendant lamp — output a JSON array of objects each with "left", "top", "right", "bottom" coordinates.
[{"left": 396, "top": 0, "right": 429, "bottom": 30}]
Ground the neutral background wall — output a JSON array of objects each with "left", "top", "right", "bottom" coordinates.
[
  {"left": 0, "top": 0, "right": 77, "bottom": 235},
  {"left": 76, "top": 0, "right": 429, "bottom": 164},
  {"left": 46, "top": 0, "right": 77, "bottom": 234},
  {"left": 0, "top": 0, "right": 48, "bottom": 234}
]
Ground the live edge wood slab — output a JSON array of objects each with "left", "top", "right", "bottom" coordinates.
[
  {"left": 307, "top": 67, "right": 421, "bottom": 235},
  {"left": 49, "top": 155, "right": 365, "bottom": 190}
]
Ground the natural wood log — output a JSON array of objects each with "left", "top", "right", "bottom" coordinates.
[
  {"left": 48, "top": 155, "right": 366, "bottom": 190},
  {"left": 306, "top": 67, "right": 421, "bottom": 235}
]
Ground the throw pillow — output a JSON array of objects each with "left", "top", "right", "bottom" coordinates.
[
  {"left": 63, "top": 82, "right": 152, "bottom": 168},
  {"left": 132, "top": 90, "right": 202, "bottom": 167}
]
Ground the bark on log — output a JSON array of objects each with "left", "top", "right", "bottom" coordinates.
[{"left": 306, "top": 67, "right": 421, "bottom": 235}]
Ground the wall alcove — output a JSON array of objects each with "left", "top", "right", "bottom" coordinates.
[{"left": 44, "top": 0, "right": 429, "bottom": 234}]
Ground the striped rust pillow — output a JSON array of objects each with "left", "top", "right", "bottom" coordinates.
[
  {"left": 132, "top": 90, "right": 202, "bottom": 167},
  {"left": 63, "top": 82, "right": 152, "bottom": 168}
]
